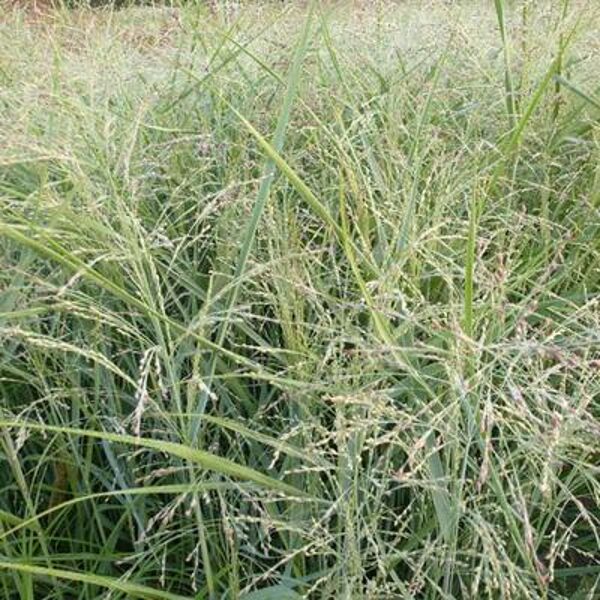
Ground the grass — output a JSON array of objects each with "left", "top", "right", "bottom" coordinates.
[{"left": 0, "top": 0, "right": 599, "bottom": 598}]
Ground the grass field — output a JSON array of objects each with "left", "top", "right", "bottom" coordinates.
[{"left": 0, "top": 1, "right": 599, "bottom": 598}]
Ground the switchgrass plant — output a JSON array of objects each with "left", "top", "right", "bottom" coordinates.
[{"left": 0, "top": 1, "right": 599, "bottom": 598}]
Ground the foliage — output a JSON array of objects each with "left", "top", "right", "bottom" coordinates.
[{"left": 0, "top": 1, "right": 599, "bottom": 598}]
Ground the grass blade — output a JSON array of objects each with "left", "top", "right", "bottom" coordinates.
[
  {"left": 0, "top": 421, "right": 315, "bottom": 500},
  {"left": 0, "top": 561, "right": 191, "bottom": 600}
]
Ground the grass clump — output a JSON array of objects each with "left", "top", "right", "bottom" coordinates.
[{"left": 0, "top": 1, "right": 599, "bottom": 598}]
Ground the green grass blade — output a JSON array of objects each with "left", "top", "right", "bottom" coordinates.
[
  {"left": 0, "top": 221, "right": 303, "bottom": 390},
  {"left": 0, "top": 483, "right": 242, "bottom": 543},
  {"left": 192, "top": 3, "right": 315, "bottom": 437},
  {"left": 0, "top": 421, "right": 315, "bottom": 500},
  {"left": 554, "top": 75, "right": 600, "bottom": 111},
  {"left": 0, "top": 561, "right": 191, "bottom": 600},
  {"left": 494, "top": 0, "right": 517, "bottom": 129}
]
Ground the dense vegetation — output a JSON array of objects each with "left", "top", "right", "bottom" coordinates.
[{"left": 0, "top": 1, "right": 599, "bottom": 598}]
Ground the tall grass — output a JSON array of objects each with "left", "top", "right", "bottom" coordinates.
[{"left": 0, "top": 1, "right": 599, "bottom": 598}]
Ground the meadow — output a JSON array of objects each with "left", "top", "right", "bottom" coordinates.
[{"left": 0, "top": 1, "right": 599, "bottom": 598}]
